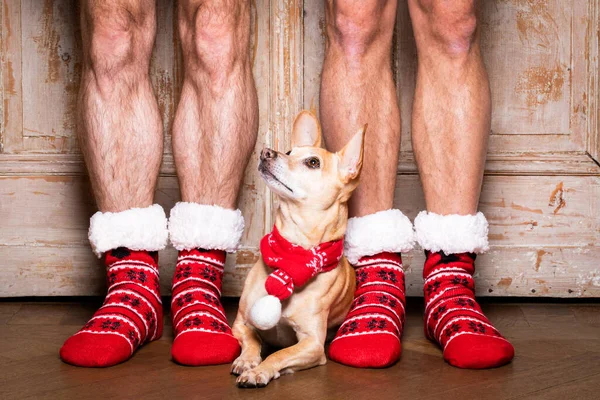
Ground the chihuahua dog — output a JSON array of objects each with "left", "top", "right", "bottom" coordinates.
[{"left": 231, "top": 111, "right": 366, "bottom": 387}]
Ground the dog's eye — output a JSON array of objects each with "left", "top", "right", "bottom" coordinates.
[
  {"left": 285, "top": 150, "right": 291, "bottom": 155},
  {"left": 304, "top": 157, "right": 320, "bottom": 169}
]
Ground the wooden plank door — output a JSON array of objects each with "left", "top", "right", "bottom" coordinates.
[
  {"left": 303, "top": 0, "right": 600, "bottom": 297},
  {"left": 0, "top": 0, "right": 277, "bottom": 297},
  {"left": 1, "top": 0, "right": 599, "bottom": 298}
]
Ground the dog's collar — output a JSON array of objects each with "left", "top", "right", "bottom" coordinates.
[{"left": 260, "top": 225, "right": 344, "bottom": 301}]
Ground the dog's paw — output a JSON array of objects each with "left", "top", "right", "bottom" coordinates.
[
  {"left": 236, "top": 367, "right": 280, "bottom": 388},
  {"left": 231, "top": 355, "right": 262, "bottom": 376}
]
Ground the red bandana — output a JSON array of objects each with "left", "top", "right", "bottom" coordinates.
[{"left": 260, "top": 225, "right": 344, "bottom": 301}]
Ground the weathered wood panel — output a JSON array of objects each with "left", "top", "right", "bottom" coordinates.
[
  {"left": 20, "top": 0, "right": 80, "bottom": 152},
  {"left": 1, "top": 0, "right": 23, "bottom": 152},
  {"left": 0, "top": 0, "right": 273, "bottom": 296},
  {"left": 1, "top": 244, "right": 598, "bottom": 298},
  {"left": 4, "top": 0, "right": 598, "bottom": 156},
  {"left": 1, "top": 0, "right": 599, "bottom": 298},
  {"left": 303, "top": 0, "right": 597, "bottom": 155},
  {"left": 1, "top": 175, "right": 598, "bottom": 297},
  {"left": 482, "top": 0, "right": 572, "bottom": 135},
  {"left": 2, "top": 152, "right": 600, "bottom": 177}
]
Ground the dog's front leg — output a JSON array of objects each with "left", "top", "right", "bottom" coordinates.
[
  {"left": 231, "top": 318, "right": 263, "bottom": 375},
  {"left": 236, "top": 318, "right": 326, "bottom": 388},
  {"left": 236, "top": 334, "right": 325, "bottom": 387}
]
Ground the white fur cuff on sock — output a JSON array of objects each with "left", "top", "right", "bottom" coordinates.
[
  {"left": 344, "top": 209, "right": 416, "bottom": 264},
  {"left": 414, "top": 211, "right": 489, "bottom": 254},
  {"left": 88, "top": 204, "right": 169, "bottom": 258},
  {"left": 168, "top": 202, "right": 245, "bottom": 252}
]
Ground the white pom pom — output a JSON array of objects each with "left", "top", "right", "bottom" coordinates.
[{"left": 249, "top": 295, "right": 282, "bottom": 330}]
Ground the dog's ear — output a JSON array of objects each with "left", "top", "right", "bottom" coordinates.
[
  {"left": 291, "top": 110, "right": 323, "bottom": 148},
  {"left": 337, "top": 124, "right": 366, "bottom": 184}
]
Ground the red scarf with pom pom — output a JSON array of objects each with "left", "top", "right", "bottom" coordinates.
[{"left": 260, "top": 225, "right": 344, "bottom": 301}]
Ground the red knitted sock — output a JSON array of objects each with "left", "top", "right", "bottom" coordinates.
[
  {"left": 60, "top": 248, "right": 163, "bottom": 367},
  {"left": 170, "top": 249, "right": 240, "bottom": 365},
  {"left": 423, "top": 251, "right": 514, "bottom": 369},
  {"left": 329, "top": 252, "right": 406, "bottom": 368}
]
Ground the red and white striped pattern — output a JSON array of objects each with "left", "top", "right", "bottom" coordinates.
[
  {"left": 328, "top": 252, "right": 406, "bottom": 367},
  {"left": 60, "top": 248, "right": 163, "bottom": 367},
  {"left": 263, "top": 268, "right": 295, "bottom": 299},
  {"left": 171, "top": 249, "right": 235, "bottom": 340},
  {"left": 423, "top": 251, "right": 512, "bottom": 353},
  {"left": 170, "top": 248, "right": 241, "bottom": 365},
  {"left": 259, "top": 225, "right": 344, "bottom": 301}
]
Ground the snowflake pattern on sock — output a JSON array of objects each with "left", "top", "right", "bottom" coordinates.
[
  {"left": 60, "top": 249, "right": 163, "bottom": 367},
  {"left": 329, "top": 252, "right": 406, "bottom": 368},
  {"left": 170, "top": 248, "right": 240, "bottom": 365},
  {"left": 423, "top": 250, "right": 515, "bottom": 369}
]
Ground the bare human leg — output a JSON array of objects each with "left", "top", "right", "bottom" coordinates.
[
  {"left": 320, "top": 0, "right": 400, "bottom": 218},
  {"left": 78, "top": 0, "right": 162, "bottom": 213},
  {"left": 323, "top": 0, "right": 416, "bottom": 368},
  {"left": 409, "top": 0, "right": 489, "bottom": 215},
  {"left": 173, "top": 0, "right": 258, "bottom": 209},
  {"left": 168, "top": 0, "right": 258, "bottom": 366},
  {"left": 409, "top": 0, "right": 514, "bottom": 369},
  {"left": 60, "top": 0, "right": 168, "bottom": 367}
]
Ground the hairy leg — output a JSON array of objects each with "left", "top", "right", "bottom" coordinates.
[
  {"left": 168, "top": 0, "right": 257, "bottom": 367},
  {"left": 60, "top": 1, "right": 166, "bottom": 368},
  {"left": 409, "top": 1, "right": 514, "bottom": 370},
  {"left": 408, "top": 0, "right": 490, "bottom": 215},
  {"left": 78, "top": 0, "right": 161, "bottom": 212},
  {"left": 320, "top": 0, "right": 400, "bottom": 217},
  {"left": 173, "top": 0, "right": 258, "bottom": 208}
]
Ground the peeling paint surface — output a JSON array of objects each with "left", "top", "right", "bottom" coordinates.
[
  {"left": 549, "top": 182, "right": 566, "bottom": 215},
  {"left": 32, "top": 0, "right": 61, "bottom": 84},
  {"left": 515, "top": 66, "right": 566, "bottom": 107},
  {"left": 498, "top": 277, "right": 513, "bottom": 289},
  {"left": 482, "top": 0, "right": 572, "bottom": 135},
  {"left": 535, "top": 249, "right": 548, "bottom": 272},
  {"left": 514, "top": 0, "right": 557, "bottom": 48}
]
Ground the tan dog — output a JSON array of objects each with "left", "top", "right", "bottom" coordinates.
[{"left": 231, "top": 111, "right": 366, "bottom": 387}]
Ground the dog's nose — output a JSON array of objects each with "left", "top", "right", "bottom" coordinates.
[{"left": 261, "top": 148, "right": 277, "bottom": 161}]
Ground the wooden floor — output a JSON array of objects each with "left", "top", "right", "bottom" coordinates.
[{"left": 1, "top": 299, "right": 599, "bottom": 400}]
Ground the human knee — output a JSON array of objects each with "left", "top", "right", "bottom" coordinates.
[
  {"left": 183, "top": 0, "right": 249, "bottom": 78},
  {"left": 329, "top": 0, "right": 395, "bottom": 58},
  {"left": 414, "top": 0, "right": 478, "bottom": 56},
  {"left": 85, "top": 3, "right": 155, "bottom": 79}
]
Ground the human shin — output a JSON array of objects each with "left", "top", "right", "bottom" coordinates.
[
  {"left": 168, "top": 202, "right": 244, "bottom": 366},
  {"left": 414, "top": 211, "right": 514, "bottom": 369},
  {"left": 60, "top": 204, "right": 168, "bottom": 367},
  {"left": 329, "top": 209, "right": 415, "bottom": 368}
]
